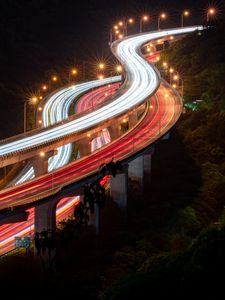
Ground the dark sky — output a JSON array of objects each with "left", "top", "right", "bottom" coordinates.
[
  {"left": 1, "top": 0, "right": 223, "bottom": 72},
  {"left": 0, "top": 0, "right": 220, "bottom": 62}
]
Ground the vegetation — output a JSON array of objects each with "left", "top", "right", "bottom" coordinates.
[{"left": 98, "top": 19, "right": 225, "bottom": 298}]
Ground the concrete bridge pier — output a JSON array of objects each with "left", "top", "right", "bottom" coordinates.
[
  {"left": 88, "top": 203, "right": 100, "bottom": 235},
  {"left": 128, "top": 146, "right": 155, "bottom": 193},
  {"left": 34, "top": 199, "right": 58, "bottom": 234},
  {"left": 143, "top": 146, "right": 155, "bottom": 189},
  {"left": 110, "top": 167, "right": 128, "bottom": 213},
  {"left": 34, "top": 197, "right": 59, "bottom": 261},
  {"left": 32, "top": 150, "right": 57, "bottom": 177},
  {"left": 78, "top": 193, "right": 100, "bottom": 236},
  {"left": 128, "top": 156, "right": 144, "bottom": 190}
]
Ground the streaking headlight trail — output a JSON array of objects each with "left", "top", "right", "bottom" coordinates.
[{"left": 0, "top": 26, "right": 203, "bottom": 157}]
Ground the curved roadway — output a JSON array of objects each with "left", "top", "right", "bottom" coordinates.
[
  {"left": 0, "top": 26, "right": 203, "bottom": 159},
  {"left": 0, "top": 26, "right": 204, "bottom": 254},
  {"left": 0, "top": 26, "right": 203, "bottom": 211}
]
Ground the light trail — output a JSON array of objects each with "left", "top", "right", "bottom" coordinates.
[
  {"left": 0, "top": 26, "right": 204, "bottom": 255},
  {"left": 0, "top": 82, "right": 120, "bottom": 256},
  {"left": 0, "top": 26, "right": 203, "bottom": 157},
  {"left": 9, "top": 79, "right": 120, "bottom": 185},
  {"left": 0, "top": 80, "right": 181, "bottom": 209}
]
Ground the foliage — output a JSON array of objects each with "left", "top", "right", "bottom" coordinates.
[
  {"left": 99, "top": 225, "right": 225, "bottom": 299},
  {"left": 99, "top": 159, "right": 123, "bottom": 177},
  {"left": 99, "top": 19, "right": 225, "bottom": 299}
]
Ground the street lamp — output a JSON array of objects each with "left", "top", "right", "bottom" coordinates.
[
  {"left": 71, "top": 68, "right": 77, "bottom": 75},
  {"left": 116, "top": 65, "right": 123, "bottom": 73},
  {"left": 69, "top": 68, "right": 77, "bottom": 82},
  {"left": 181, "top": 10, "right": 189, "bottom": 27},
  {"left": 52, "top": 76, "right": 58, "bottom": 82},
  {"left": 207, "top": 7, "right": 215, "bottom": 23},
  {"left": 140, "top": 15, "right": 149, "bottom": 33},
  {"left": 42, "top": 85, "right": 47, "bottom": 91},
  {"left": 109, "top": 25, "right": 118, "bottom": 45},
  {"left": 124, "top": 18, "right": 134, "bottom": 36},
  {"left": 168, "top": 67, "right": 174, "bottom": 82},
  {"left": 158, "top": 13, "right": 166, "bottom": 30},
  {"left": 24, "top": 96, "right": 38, "bottom": 132},
  {"left": 98, "top": 63, "right": 105, "bottom": 70},
  {"left": 173, "top": 74, "right": 183, "bottom": 98},
  {"left": 173, "top": 74, "right": 179, "bottom": 81}
]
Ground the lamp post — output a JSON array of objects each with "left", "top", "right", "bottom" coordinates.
[
  {"left": 109, "top": 25, "right": 117, "bottom": 45},
  {"left": 98, "top": 63, "right": 105, "bottom": 71},
  {"left": 82, "top": 61, "right": 92, "bottom": 81},
  {"left": 158, "top": 13, "right": 166, "bottom": 30},
  {"left": 82, "top": 61, "right": 86, "bottom": 81},
  {"left": 181, "top": 10, "right": 189, "bottom": 27},
  {"left": 51, "top": 75, "right": 58, "bottom": 82},
  {"left": 124, "top": 18, "right": 134, "bottom": 36},
  {"left": 69, "top": 68, "right": 77, "bottom": 82},
  {"left": 180, "top": 77, "right": 184, "bottom": 99},
  {"left": 112, "top": 25, "right": 119, "bottom": 43},
  {"left": 173, "top": 73, "right": 183, "bottom": 99},
  {"left": 109, "top": 28, "right": 112, "bottom": 45},
  {"left": 24, "top": 101, "right": 27, "bottom": 133},
  {"left": 169, "top": 67, "right": 174, "bottom": 84},
  {"left": 24, "top": 96, "right": 38, "bottom": 132},
  {"left": 140, "top": 15, "right": 148, "bottom": 33},
  {"left": 207, "top": 7, "right": 215, "bottom": 23}
]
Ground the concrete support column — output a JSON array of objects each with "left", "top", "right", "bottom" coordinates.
[
  {"left": 88, "top": 203, "right": 100, "bottom": 235},
  {"left": 143, "top": 146, "right": 154, "bottom": 190},
  {"left": 32, "top": 150, "right": 57, "bottom": 177},
  {"left": 110, "top": 171, "right": 128, "bottom": 212},
  {"left": 128, "top": 156, "right": 144, "bottom": 189},
  {"left": 79, "top": 193, "right": 100, "bottom": 235},
  {"left": 34, "top": 199, "right": 58, "bottom": 234},
  {"left": 143, "top": 153, "right": 152, "bottom": 188},
  {"left": 34, "top": 198, "right": 59, "bottom": 262}
]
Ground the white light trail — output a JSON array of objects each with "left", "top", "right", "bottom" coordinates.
[
  {"left": 9, "top": 78, "right": 120, "bottom": 185},
  {"left": 0, "top": 26, "right": 203, "bottom": 157}
]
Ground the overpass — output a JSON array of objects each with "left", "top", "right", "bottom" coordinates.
[{"left": 0, "top": 26, "right": 203, "bottom": 255}]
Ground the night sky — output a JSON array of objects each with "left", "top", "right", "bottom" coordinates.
[{"left": 0, "top": 0, "right": 220, "bottom": 66}]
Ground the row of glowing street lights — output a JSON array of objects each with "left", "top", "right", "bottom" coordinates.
[
  {"left": 161, "top": 61, "right": 184, "bottom": 98},
  {"left": 110, "top": 14, "right": 168, "bottom": 43},
  {"left": 25, "top": 6, "right": 217, "bottom": 130},
  {"left": 110, "top": 7, "right": 217, "bottom": 43},
  {"left": 36, "top": 64, "right": 121, "bottom": 94},
  {"left": 24, "top": 64, "right": 123, "bottom": 131},
  {"left": 25, "top": 60, "right": 181, "bottom": 132},
  {"left": 24, "top": 69, "right": 77, "bottom": 131}
]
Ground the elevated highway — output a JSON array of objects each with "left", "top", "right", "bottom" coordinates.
[
  {"left": 0, "top": 26, "right": 204, "bottom": 256},
  {"left": 0, "top": 26, "right": 202, "bottom": 168}
]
